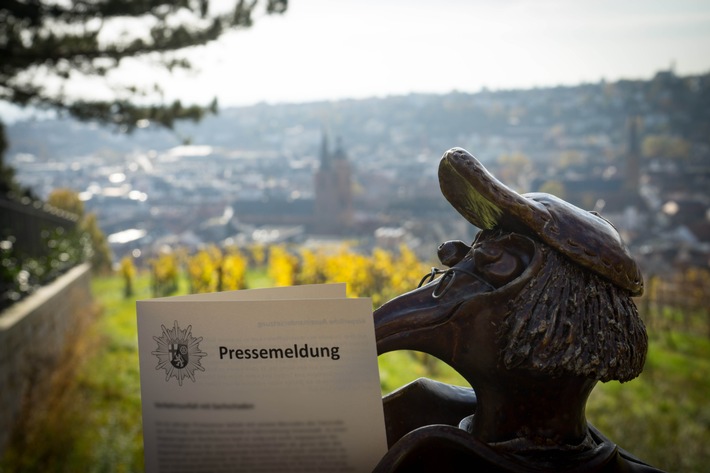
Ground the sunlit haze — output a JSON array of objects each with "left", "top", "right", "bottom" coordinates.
[
  {"left": 2, "top": 0, "right": 710, "bottom": 119},
  {"left": 149, "top": 0, "right": 710, "bottom": 106}
]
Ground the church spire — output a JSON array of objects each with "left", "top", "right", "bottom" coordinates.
[
  {"left": 320, "top": 130, "right": 331, "bottom": 169},
  {"left": 333, "top": 136, "right": 347, "bottom": 161},
  {"left": 313, "top": 129, "right": 353, "bottom": 234}
]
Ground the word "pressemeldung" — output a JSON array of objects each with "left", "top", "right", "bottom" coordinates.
[{"left": 219, "top": 343, "right": 341, "bottom": 361}]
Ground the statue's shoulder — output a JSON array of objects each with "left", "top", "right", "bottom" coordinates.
[
  {"left": 586, "top": 425, "right": 666, "bottom": 473},
  {"left": 382, "top": 378, "right": 477, "bottom": 447},
  {"left": 592, "top": 433, "right": 664, "bottom": 472},
  {"left": 372, "top": 424, "right": 515, "bottom": 473},
  {"left": 612, "top": 449, "right": 666, "bottom": 473},
  {"left": 373, "top": 423, "right": 669, "bottom": 473}
]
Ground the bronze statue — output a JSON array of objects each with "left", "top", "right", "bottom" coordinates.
[{"left": 372, "top": 148, "right": 665, "bottom": 472}]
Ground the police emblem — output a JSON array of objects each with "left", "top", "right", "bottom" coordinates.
[
  {"left": 152, "top": 320, "right": 207, "bottom": 385},
  {"left": 169, "top": 343, "right": 188, "bottom": 368}
]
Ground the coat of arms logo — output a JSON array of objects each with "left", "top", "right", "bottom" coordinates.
[{"left": 152, "top": 320, "right": 207, "bottom": 385}]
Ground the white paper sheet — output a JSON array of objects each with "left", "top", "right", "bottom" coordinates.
[
  {"left": 137, "top": 286, "right": 386, "bottom": 473},
  {"left": 151, "top": 283, "right": 347, "bottom": 301}
]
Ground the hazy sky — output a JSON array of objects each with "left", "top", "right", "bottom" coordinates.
[
  {"left": 151, "top": 0, "right": 710, "bottom": 106},
  {"left": 3, "top": 0, "right": 710, "bottom": 120}
]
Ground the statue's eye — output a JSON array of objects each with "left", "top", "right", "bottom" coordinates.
[
  {"left": 473, "top": 240, "right": 528, "bottom": 288},
  {"left": 473, "top": 244, "right": 504, "bottom": 266}
]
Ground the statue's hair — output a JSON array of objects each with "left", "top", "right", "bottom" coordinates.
[{"left": 500, "top": 242, "right": 647, "bottom": 382}]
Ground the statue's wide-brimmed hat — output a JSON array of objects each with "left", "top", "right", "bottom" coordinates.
[{"left": 438, "top": 148, "right": 643, "bottom": 296}]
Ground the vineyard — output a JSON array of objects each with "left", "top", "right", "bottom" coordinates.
[
  {"left": 134, "top": 243, "right": 431, "bottom": 308},
  {"left": 2, "top": 243, "right": 709, "bottom": 473}
]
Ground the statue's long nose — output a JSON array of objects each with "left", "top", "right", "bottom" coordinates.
[
  {"left": 374, "top": 283, "right": 456, "bottom": 355},
  {"left": 374, "top": 272, "right": 493, "bottom": 356}
]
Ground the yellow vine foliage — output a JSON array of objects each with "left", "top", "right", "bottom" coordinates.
[
  {"left": 370, "top": 248, "right": 398, "bottom": 307},
  {"left": 268, "top": 245, "right": 298, "bottom": 287},
  {"left": 187, "top": 246, "right": 221, "bottom": 293},
  {"left": 120, "top": 255, "right": 136, "bottom": 279},
  {"left": 249, "top": 244, "right": 266, "bottom": 266},
  {"left": 119, "top": 255, "right": 136, "bottom": 298},
  {"left": 150, "top": 251, "right": 180, "bottom": 296},
  {"left": 394, "top": 245, "right": 430, "bottom": 293},
  {"left": 321, "top": 245, "right": 374, "bottom": 298},
  {"left": 170, "top": 242, "right": 430, "bottom": 304},
  {"left": 286, "top": 244, "right": 429, "bottom": 306},
  {"left": 221, "top": 249, "right": 248, "bottom": 291},
  {"left": 298, "top": 248, "right": 328, "bottom": 285}
]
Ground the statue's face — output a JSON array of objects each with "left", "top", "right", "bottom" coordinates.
[
  {"left": 440, "top": 230, "right": 534, "bottom": 288},
  {"left": 374, "top": 230, "right": 537, "bottom": 384}
]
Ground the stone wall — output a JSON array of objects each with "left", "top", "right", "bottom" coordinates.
[{"left": 0, "top": 263, "right": 92, "bottom": 451}]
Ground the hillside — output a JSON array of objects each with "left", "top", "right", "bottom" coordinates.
[{"left": 7, "top": 69, "right": 710, "bottom": 165}]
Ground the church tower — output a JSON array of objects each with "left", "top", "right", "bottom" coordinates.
[{"left": 314, "top": 133, "right": 353, "bottom": 234}]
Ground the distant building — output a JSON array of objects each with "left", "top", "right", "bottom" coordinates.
[
  {"left": 231, "top": 132, "right": 354, "bottom": 236},
  {"left": 313, "top": 135, "right": 353, "bottom": 234}
]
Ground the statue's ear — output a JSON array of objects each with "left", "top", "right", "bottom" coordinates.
[{"left": 473, "top": 233, "right": 535, "bottom": 289}]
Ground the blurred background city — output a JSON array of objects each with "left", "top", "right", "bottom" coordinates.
[{"left": 1, "top": 1, "right": 709, "bottom": 472}]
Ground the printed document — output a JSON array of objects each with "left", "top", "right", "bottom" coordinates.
[{"left": 137, "top": 284, "right": 387, "bottom": 473}]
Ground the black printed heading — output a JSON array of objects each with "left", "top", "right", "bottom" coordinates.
[{"left": 219, "top": 343, "right": 341, "bottom": 361}]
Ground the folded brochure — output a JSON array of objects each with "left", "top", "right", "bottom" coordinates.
[{"left": 137, "top": 284, "right": 387, "bottom": 473}]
